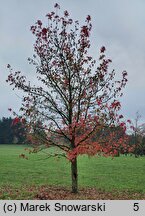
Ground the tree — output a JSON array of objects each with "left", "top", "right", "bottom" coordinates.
[
  {"left": 0, "top": 117, "right": 13, "bottom": 144},
  {"left": 0, "top": 117, "right": 27, "bottom": 144},
  {"left": 129, "top": 112, "right": 145, "bottom": 156},
  {"left": 7, "top": 4, "right": 132, "bottom": 193}
]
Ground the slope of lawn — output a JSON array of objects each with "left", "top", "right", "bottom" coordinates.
[{"left": 0, "top": 144, "right": 145, "bottom": 199}]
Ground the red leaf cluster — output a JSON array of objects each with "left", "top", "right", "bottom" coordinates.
[
  {"left": 100, "top": 46, "right": 106, "bottom": 53},
  {"left": 12, "top": 117, "right": 20, "bottom": 126}
]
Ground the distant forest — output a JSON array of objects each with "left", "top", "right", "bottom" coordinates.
[{"left": 0, "top": 117, "right": 27, "bottom": 144}]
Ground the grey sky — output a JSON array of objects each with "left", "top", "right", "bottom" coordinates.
[{"left": 0, "top": 0, "right": 145, "bottom": 122}]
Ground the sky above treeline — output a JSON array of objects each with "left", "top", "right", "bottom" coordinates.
[{"left": 0, "top": 0, "right": 145, "bottom": 123}]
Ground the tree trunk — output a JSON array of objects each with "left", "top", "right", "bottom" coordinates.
[{"left": 71, "top": 157, "right": 78, "bottom": 193}]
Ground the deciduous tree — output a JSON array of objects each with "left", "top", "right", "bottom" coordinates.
[{"left": 7, "top": 4, "right": 132, "bottom": 193}]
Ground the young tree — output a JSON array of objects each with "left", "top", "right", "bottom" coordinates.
[{"left": 7, "top": 4, "right": 132, "bottom": 193}]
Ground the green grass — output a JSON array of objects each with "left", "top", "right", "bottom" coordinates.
[{"left": 0, "top": 144, "right": 145, "bottom": 196}]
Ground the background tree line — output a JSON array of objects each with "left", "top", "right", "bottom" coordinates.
[
  {"left": 0, "top": 117, "right": 27, "bottom": 144},
  {"left": 0, "top": 116, "right": 145, "bottom": 157}
]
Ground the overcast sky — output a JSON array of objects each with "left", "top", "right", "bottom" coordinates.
[{"left": 0, "top": 0, "right": 145, "bottom": 122}]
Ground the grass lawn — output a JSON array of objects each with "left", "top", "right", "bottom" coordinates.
[{"left": 0, "top": 144, "right": 145, "bottom": 199}]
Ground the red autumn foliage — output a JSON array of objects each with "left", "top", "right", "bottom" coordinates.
[
  {"left": 81, "top": 26, "right": 89, "bottom": 37},
  {"left": 64, "top": 10, "right": 69, "bottom": 17},
  {"left": 86, "top": 15, "right": 91, "bottom": 22},
  {"left": 100, "top": 46, "right": 106, "bottom": 53},
  {"left": 54, "top": 3, "right": 60, "bottom": 9},
  {"left": 12, "top": 117, "right": 20, "bottom": 126},
  {"left": 8, "top": 108, "right": 12, "bottom": 112},
  {"left": 42, "top": 28, "right": 48, "bottom": 35},
  {"left": 19, "top": 154, "right": 28, "bottom": 160}
]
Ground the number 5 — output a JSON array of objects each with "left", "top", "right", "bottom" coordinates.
[{"left": 133, "top": 203, "right": 139, "bottom": 211}]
